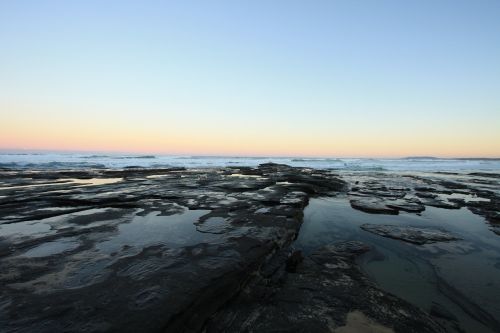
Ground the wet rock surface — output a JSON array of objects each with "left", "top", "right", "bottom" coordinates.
[
  {"left": 346, "top": 171, "right": 500, "bottom": 235},
  {"left": 350, "top": 197, "right": 400, "bottom": 214},
  {"left": 0, "top": 165, "right": 499, "bottom": 332},
  {"left": 360, "top": 224, "right": 461, "bottom": 245},
  {"left": 206, "top": 241, "right": 444, "bottom": 333},
  {"left": 0, "top": 164, "right": 345, "bottom": 333}
]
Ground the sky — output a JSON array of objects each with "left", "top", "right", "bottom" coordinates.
[{"left": 1, "top": 0, "right": 499, "bottom": 158}]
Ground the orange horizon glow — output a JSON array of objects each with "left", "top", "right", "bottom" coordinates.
[
  {"left": 2, "top": 102, "right": 499, "bottom": 159},
  {"left": 0, "top": 134, "right": 500, "bottom": 158},
  {"left": 2, "top": 107, "right": 499, "bottom": 158}
]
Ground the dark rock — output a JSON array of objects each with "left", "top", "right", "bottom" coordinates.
[
  {"left": 467, "top": 197, "right": 500, "bottom": 224},
  {"left": 206, "top": 241, "right": 444, "bottom": 333},
  {"left": 420, "top": 198, "right": 462, "bottom": 209},
  {"left": 0, "top": 165, "right": 346, "bottom": 333},
  {"left": 415, "top": 186, "right": 437, "bottom": 192},
  {"left": 386, "top": 199, "right": 426, "bottom": 213},
  {"left": 2, "top": 164, "right": 498, "bottom": 332},
  {"left": 350, "top": 197, "right": 399, "bottom": 215},
  {"left": 285, "top": 250, "right": 303, "bottom": 273},
  {"left": 360, "top": 224, "right": 461, "bottom": 245},
  {"left": 416, "top": 192, "right": 438, "bottom": 199},
  {"left": 468, "top": 172, "right": 500, "bottom": 179}
]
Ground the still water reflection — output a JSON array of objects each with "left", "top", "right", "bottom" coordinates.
[{"left": 294, "top": 196, "right": 500, "bottom": 333}]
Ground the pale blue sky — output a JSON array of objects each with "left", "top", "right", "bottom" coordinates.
[{"left": 1, "top": 1, "right": 499, "bottom": 156}]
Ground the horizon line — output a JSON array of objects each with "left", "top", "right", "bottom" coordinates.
[{"left": 1, "top": 148, "right": 499, "bottom": 160}]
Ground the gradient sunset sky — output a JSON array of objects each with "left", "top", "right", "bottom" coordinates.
[{"left": 1, "top": 1, "right": 499, "bottom": 157}]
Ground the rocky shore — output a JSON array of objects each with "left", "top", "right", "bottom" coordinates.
[{"left": 0, "top": 164, "right": 499, "bottom": 332}]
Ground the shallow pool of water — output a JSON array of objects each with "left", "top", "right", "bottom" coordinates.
[
  {"left": 294, "top": 196, "right": 500, "bottom": 333},
  {"left": 21, "top": 237, "right": 80, "bottom": 257},
  {"left": 96, "top": 208, "right": 214, "bottom": 254}
]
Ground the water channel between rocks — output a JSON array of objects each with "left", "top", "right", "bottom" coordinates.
[{"left": 294, "top": 196, "right": 500, "bottom": 333}]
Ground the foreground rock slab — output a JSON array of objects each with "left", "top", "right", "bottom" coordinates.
[
  {"left": 0, "top": 164, "right": 346, "bottom": 333},
  {"left": 206, "top": 241, "right": 444, "bottom": 333}
]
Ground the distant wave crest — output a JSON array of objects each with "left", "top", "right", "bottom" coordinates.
[
  {"left": 0, "top": 162, "right": 106, "bottom": 169},
  {"left": 84, "top": 155, "right": 156, "bottom": 159},
  {"left": 291, "top": 158, "right": 343, "bottom": 163},
  {"left": 115, "top": 155, "right": 156, "bottom": 159}
]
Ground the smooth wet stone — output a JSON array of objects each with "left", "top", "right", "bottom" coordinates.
[
  {"left": 385, "top": 199, "right": 426, "bottom": 213},
  {"left": 420, "top": 198, "right": 462, "bottom": 209},
  {"left": 360, "top": 224, "right": 461, "bottom": 245}
]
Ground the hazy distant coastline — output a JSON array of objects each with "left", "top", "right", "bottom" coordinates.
[
  {"left": 403, "top": 156, "right": 500, "bottom": 161},
  {"left": 1, "top": 150, "right": 499, "bottom": 161}
]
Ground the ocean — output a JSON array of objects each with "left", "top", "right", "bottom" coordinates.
[{"left": 0, "top": 153, "right": 499, "bottom": 172}]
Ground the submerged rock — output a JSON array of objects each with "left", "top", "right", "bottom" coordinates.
[
  {"left": 360, "top": 224, "right": 461, "bottom": 245},
  {"left": 350, "top": 197, "right": 399, "bottom": 215}
]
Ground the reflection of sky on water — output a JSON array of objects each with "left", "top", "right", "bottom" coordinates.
[
  {"left": 95, "top": 209, "right": 213, "bottom": 254},
  {"left": 295, "top": 197, "right": 500, "bottom": 333}
]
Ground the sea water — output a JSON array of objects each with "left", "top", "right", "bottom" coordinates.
[
  {"left": 1, "top": 152, "right": 499, "bottom": 171},
  {"left": 295, "top": 197, "right": 500, "bottom": 333}
]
